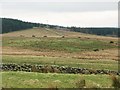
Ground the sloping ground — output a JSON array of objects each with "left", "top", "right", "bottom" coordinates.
[
  {"left": 3, "top": 28, "right": 59, "bottom": 37},
  {"left": 2, "top": 27, "right": 118, "bottom": 41},
  {"left": 1, "top": 27, "right": 119, "bottom": 61},
  {"left": 2, "top": 28, "right": 80, "bottom": 37},
  {"left": 1, "top": 27, "right": 119, "bottom": 89},
  {"left": 2, "top": 47, "right": 118, "bottom": 61}
]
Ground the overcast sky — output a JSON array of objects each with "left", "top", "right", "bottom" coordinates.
[{"left": 0, "top": 0, "right": 119, "bottom": 27}]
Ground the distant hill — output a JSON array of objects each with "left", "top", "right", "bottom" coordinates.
[
  {"left": 70, "top": 27, "right": 119, "bottom": 37},
  {"left": 1, "top": 18, "right": 64, "bottom": 34},
  {"left": 1, "top": 18, "right": 119, "bottom": 37},
  {"left": 1, "top": 18, "right": 42, "bottom": 33}
]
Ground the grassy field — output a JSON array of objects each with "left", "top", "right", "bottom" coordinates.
[
  {"left": 2, "top": 71, "right": 115, "bottom": 88},
  {"left": 3, "top": 37, "right": 117, "bottom": 53},
  {"left": 1, "top": 28, "right": 119, "bottom": 88},
  {"left": 3, "top": 55, "right": 118, "bottom": 71}
]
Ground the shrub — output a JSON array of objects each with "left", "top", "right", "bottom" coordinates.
[
  {"left": 62, "top": 36, "right": 65, "bottom": 38},
  {"left": 110, "top": 41, "right": 114, "bottom": 44},
  {"left": 86, "top": 37, "right": 90, "bottom": 39},
  {"left": 32, "top": 35, "right": 35, "bottom": 37},
  {"left": 43, "top": 36, "right": 47, "bottom": 37},
  {"left": 93, "top": 49, "right": 99, "bottom": 52}
]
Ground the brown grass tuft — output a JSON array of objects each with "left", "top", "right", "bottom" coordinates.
[
  {"left": 75, "top": 79, "right": 86, "bottom": 88},
  {"left": 110, "top": 74, "right": 120, "bottom": 88}
]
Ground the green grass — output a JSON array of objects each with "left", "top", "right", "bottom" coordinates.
[
  {"left": 2, "top": 71, "right": 114, "bottom": 88},
  {"left": 2, "top": 32, "right": 119, "bottom": 89},
  {"left": 3, "top": 37, "right": 117, "bottom": 53},
  {"left": 2, "top": 29, "right": 119, "bottom": 88},
  {"left": 3, "top": 55, "right": 118, "bottom": 71}
]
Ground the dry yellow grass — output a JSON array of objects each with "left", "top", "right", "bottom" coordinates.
[
  {"left": 2, "top": 27, "right": 118, "bottom": 42},
  {"left": 1, "top": 28, "right": 119, "bottom": 61},
  {"left": 2, "top": 46, "right": 118, "bottom": 61}
]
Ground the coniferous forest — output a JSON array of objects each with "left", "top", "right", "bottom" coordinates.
[{"left": 1, "top": 18, "right": 119, "bottom": 37}]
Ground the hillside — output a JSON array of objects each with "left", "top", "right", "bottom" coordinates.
[
  {"left": 1, "top": 18, "right": 39, "bottom": 33},
  {"left": 1, "top": 18, "right": 64, "bottom": 34},
  {"left": 2, "top": 18, "right": 119, "bottom": 88},
  {"left": 1, "top": 18, "right": 119, "bottom": 37},
  {"left": 2, "top": 27, "right": 118, "bottom": 62},
  {"left": 2, "top": 27, "right": 117, "bottom": 42}
]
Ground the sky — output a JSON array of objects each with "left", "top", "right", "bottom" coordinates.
[{"left": 0, "top": 0, "right": 119, "bottom": 27}]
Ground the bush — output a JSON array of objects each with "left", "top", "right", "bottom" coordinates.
[
  {"left": 32, "top": 35, "right": 35, "bottom": 37},
  {"left": 62, "top": 36, "right": 65, "bottom": 38},
  {"left": 110, "top": 41, "right": 114, "bottom": 43},
  {"left": 86, "top": 37, "right": 90, "bottom": 39},
  {"left": 43, "top": 36, "right": 47, "bottom": 37},
  {"left": 93, "top": 49, "right": 99, "bottom": 52}
]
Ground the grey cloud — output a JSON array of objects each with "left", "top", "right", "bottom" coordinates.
[{"left": 2, "top": 2, "right": 118, "bottom": 12}]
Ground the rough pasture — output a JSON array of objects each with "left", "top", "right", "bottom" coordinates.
[{"left": 1, "top": 28, "right": 119, "bottom": 88}]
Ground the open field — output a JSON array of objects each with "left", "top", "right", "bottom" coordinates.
[
  {"left": 2, "top": 36, "right": 118, "bottom": 61},
  {"left": 3, "top": 55, "right": 118, "bottom": 71},
  {"left": 1, "top": 28, "right": 119, "bottom": 88},
  {"left": 3, "top": 37, "right": 118, "bottom": 52},
  {"left": 2, "top": 71, "right": 116, "bottom": 88}
]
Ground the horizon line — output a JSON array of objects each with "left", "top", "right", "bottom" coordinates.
[{"left": 1, "top": 17, "right": 118, "bottom": 28}]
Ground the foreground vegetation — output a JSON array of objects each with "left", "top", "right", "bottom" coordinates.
[{"left": 2, "top": 71, "right": 117, "bottom": 88}]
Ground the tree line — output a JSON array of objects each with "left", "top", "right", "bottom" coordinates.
[
  {"left": 1, "top": 18, "right": 119, "bottom": 37},
  {"left": 70, "top": 27, "right": 119, "bottom": 37}
]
